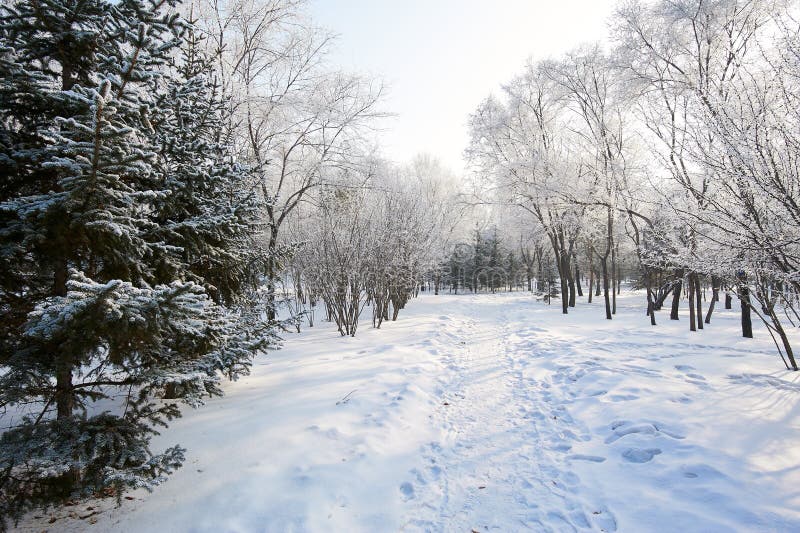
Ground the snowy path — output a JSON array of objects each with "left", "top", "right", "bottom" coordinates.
[
  {"left": 19, "top": 292, "right": 800, "bottom": 532},
  {"left": 405, "top": 301, "right": 614, "bottom": 531}
]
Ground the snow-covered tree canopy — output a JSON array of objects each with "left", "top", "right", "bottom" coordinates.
[
  {"left": 0, "top": 0, "right": 278, "bottom": 525},
  {"left": 467, "top": 0, "right": 800, "bottom": 370}
]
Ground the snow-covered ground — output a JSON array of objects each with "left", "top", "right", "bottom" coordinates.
[{"left": 18, "top": 291, "right": 800, "bottom": 532}]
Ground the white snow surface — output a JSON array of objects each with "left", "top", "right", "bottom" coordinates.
[{"left": 19, "top": 291, "right": 800, "bottom": 532}]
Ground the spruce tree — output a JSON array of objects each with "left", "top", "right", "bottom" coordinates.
[{"left": 0, "top": 0, "right": 275, "bottom": 526}]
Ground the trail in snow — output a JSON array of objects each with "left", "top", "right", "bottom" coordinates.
[
  {"left": 397, "top": 293, "right": 800, "bottom": 532},
  {"left": 403, "top": 300, "right": 615, "bottom": 532},
  {"left": 17, "top": 291, "right": 800, "bottom": 533}
]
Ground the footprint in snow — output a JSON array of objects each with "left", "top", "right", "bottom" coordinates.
[
  {"left": 553, "top": 442, "right": 573, "bottom": 452},
  {"left": 670, "top": 395, "right": 693, "bottom": 404},
  {"left": 591, "top": 508, "right": 618, "bottom": 532},
  {"left": 605, "top": 421, "right": 685, "bottom": 444},
  {"left": 568, "top": 454, "right": 606, "bottom": 463},
  {"left": 545, "top": 511, "right": 575, "bottom": 531},
  {"left": 622, "top": 447, "right": 662, "bottom": 463},
  {"left": 399, "top": 482, "right": 415, "bottom": 501},
  {"left": 569, "top": 509, "right": 591, "bottom": 528},
  {"left": 409, "top": 468, "right": 426, "bottom": 484},
  {"left": 679, "top": 464, "right": 728, "bottom": 480}
]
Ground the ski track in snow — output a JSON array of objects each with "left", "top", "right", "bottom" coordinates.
[{"left": 16, "top": 292, "right": 800, "bottom": 533}]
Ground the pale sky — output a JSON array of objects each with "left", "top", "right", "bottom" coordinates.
[{"left": 308, "top": 0, "right": 619, "bottom": 173}]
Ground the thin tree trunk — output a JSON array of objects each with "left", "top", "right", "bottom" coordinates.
[
  {"left": 265, "top": 225, "right": 279, "bottom": 321},
  {"left": 611, "top": 242, "right": 617, "bottom": 315},
  {"left": 694, "top": 274, "right": 703, "bottom": 330},
  {"left": 53, "top": 259, "right": 74, "bottom": 418},
  {"left": 654, "top": 282, "right": 670, "bottom": 310},
  {"left": 704, "top": 277, "right": 719, "bottom": 324},
  {"left": 595, "top": 269, "right": 601, "bottom": 297},
  {"left": 670, "top": 271, "right": 683, "bottom": 320},
  {"left": 567, "top": 265, "right": 576, "bottom": 308},
  {"left": 559, "top": 256, "right": 569, "bottom": 315},
  {"left": 739, "top": 283, "right": 753, "bottom": 338},
  {"left": 646, "top": 270, "right": 656, "bottom": 326},
  {"left": 766, "top": 306, "right": 798, "bottom": 370},
  {"left": 601, "top": 256, "right": 612, "bottom": 320},
  {"left": 587, "top": 247, "right": 594, "bottom": 303},
  {"left": 688, "top": 274, "right": 697, "bottom": 331}
]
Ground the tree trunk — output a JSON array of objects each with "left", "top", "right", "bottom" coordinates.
[
  {"left": 55, "top": 366, "right": 73, "bottom": 420},
  {"left": 53, "top": 259, "right": 74, "bottom": 418},
  {"left": 725, "top": 292, "right": 732, "bottom": 309},
  {"left": 777, "top": 326, "right": 797, "bottom": 370},
  {"left": 575, "top": 259, "right": 583, "bottom": 297},
  {"left": 595, "top": 271, "right": 602, "bottom": 297},
  {"left": 54, "top": 261, "right": 80, "bottom": 490},
  {"left": 739, "top": 284, "right": 753, "bottom": 338},
  {"left": 265, "top": 226, "right": 279, "bottom": 321},
  {"left": 704, "top": 277, "right": 719, "bottom": 324},
  {"left": 560, "top": 259, "right": 569, "bottom": 315},
  {"left": 704, "top": 292, "right": 717, "bottom": 324},
  {"left": 670, "top": 271, "right": 683, "bottom": 320},
  {"left": 567, "top": 265, "right": 576, "bottom": 308},
  {"left": 645, "top": 270, "right": 656, "bottom": 326},
  {"left": 694, "top": 273, "right": 703, "bottom": 330},
  {"left": 766, "top": 306, "right": 798, "bottom": 370},
  {"left": 601, "top": 256, "right": 612, "bottom": 320},
  {"left": 610, "top": 233, "right": 617, "bottom": 315},
  {"left": 688, "top": 274, "right": 697, "bottom": 331},
  {"left": 654, "top": 280, "right": 671, "bottom": 310},
  {"left": 587, "top": 248, "right": 594, "bottom": 304}
]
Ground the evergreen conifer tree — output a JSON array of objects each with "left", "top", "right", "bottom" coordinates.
[{"left": 0, "top": 0, "right": 276, "bottom": 526}]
